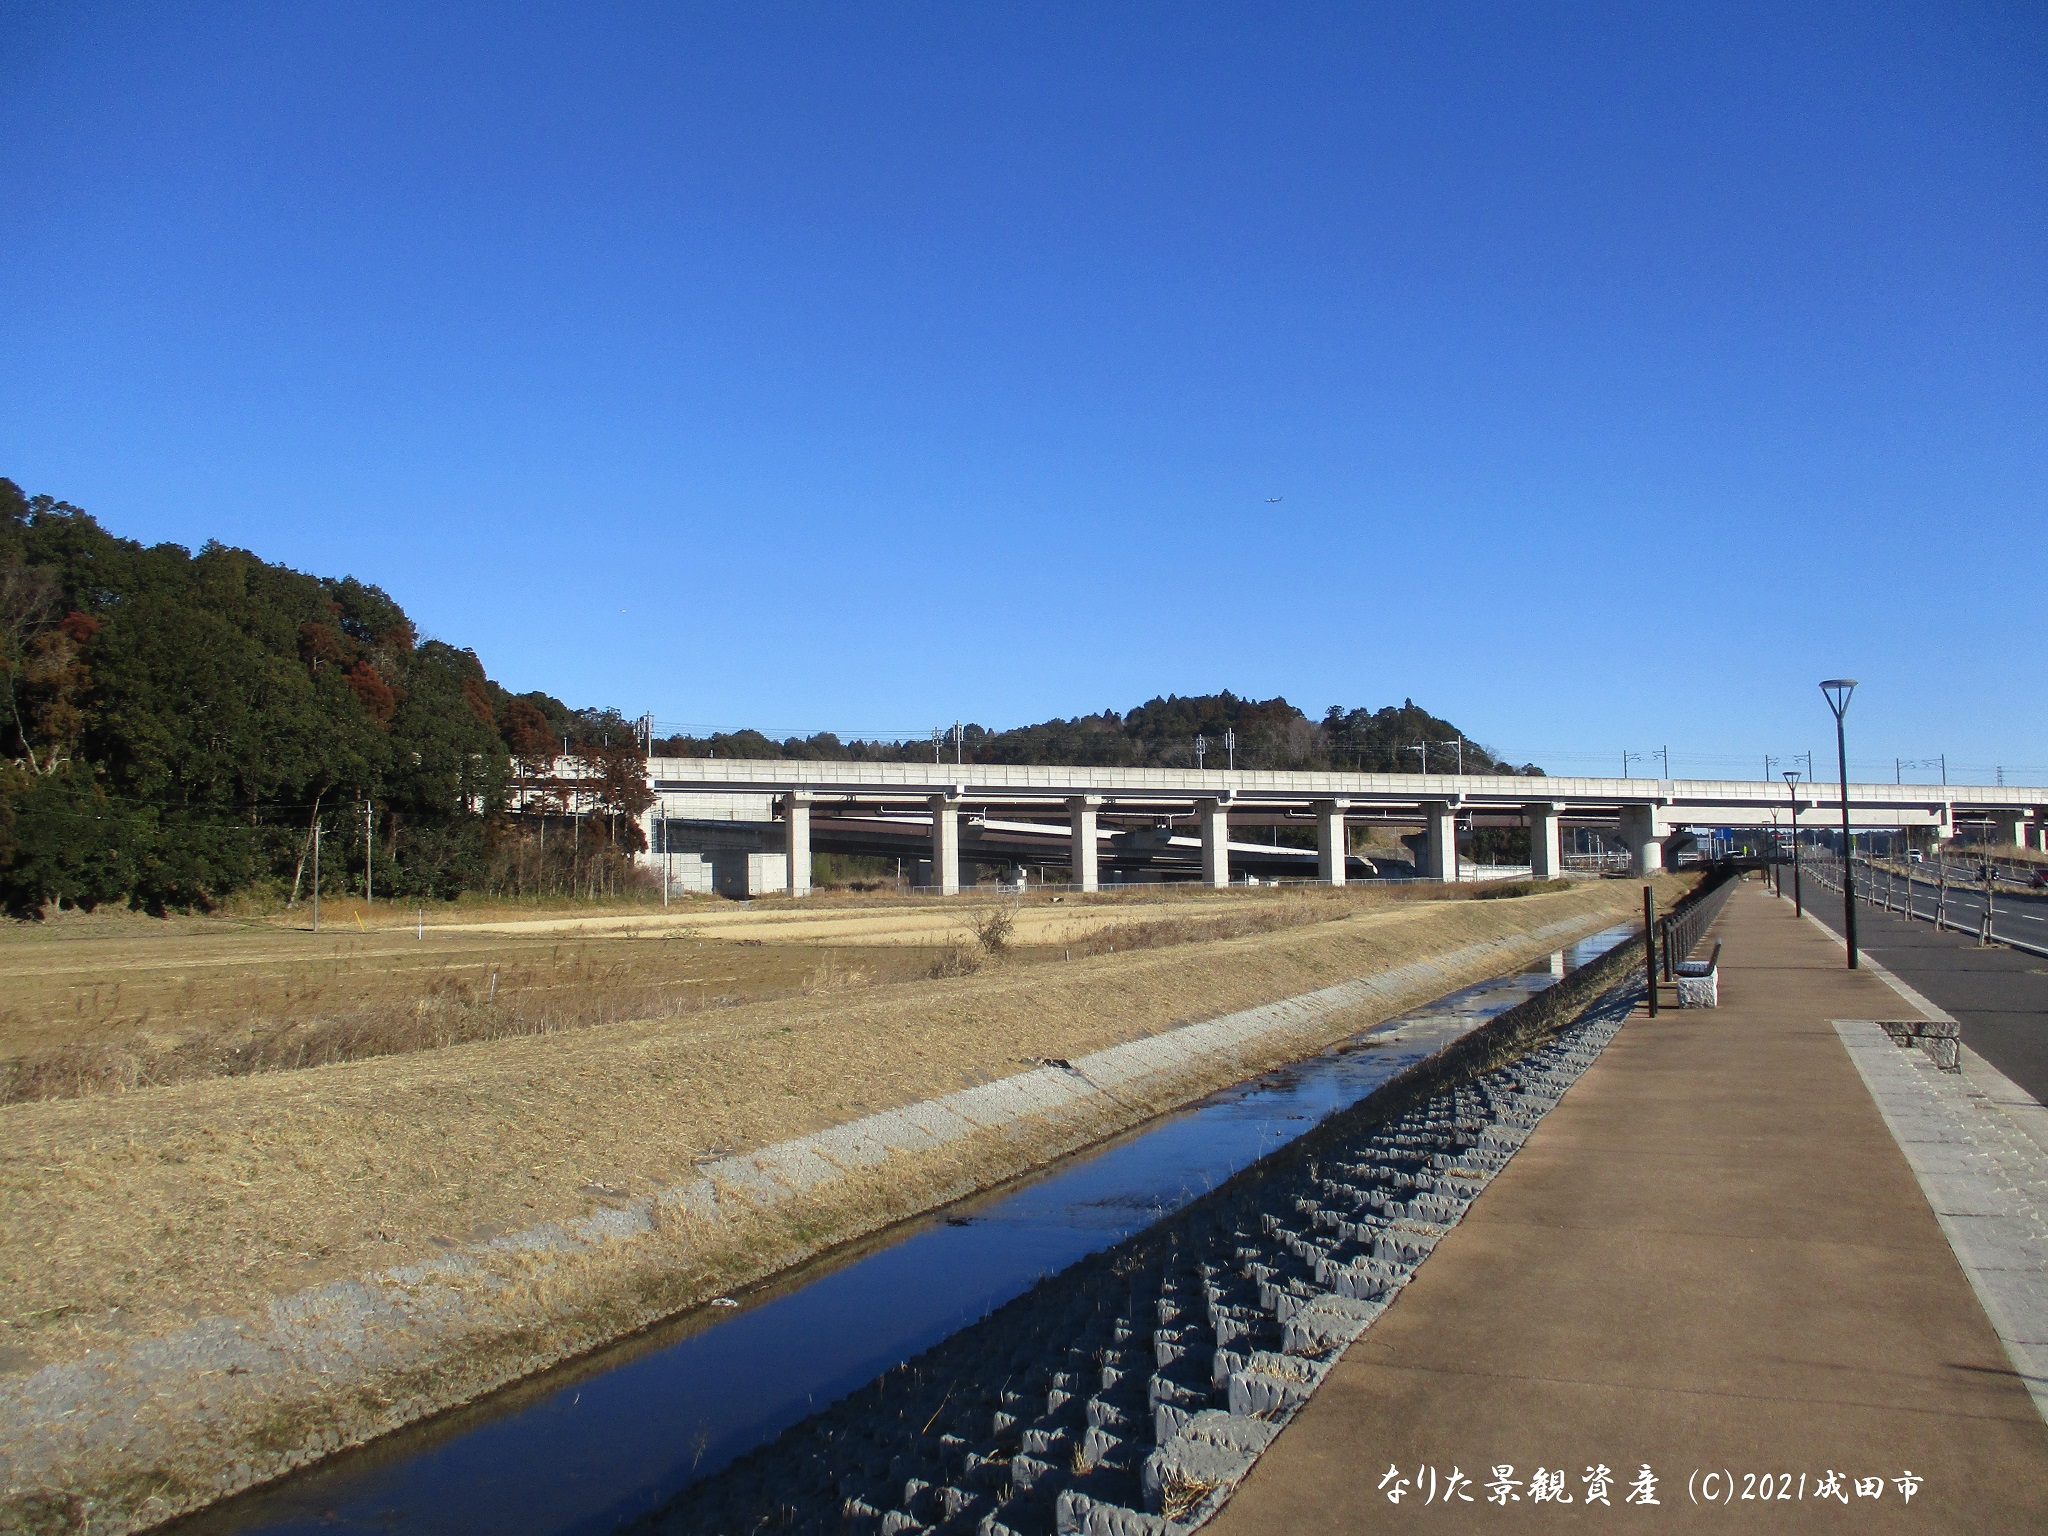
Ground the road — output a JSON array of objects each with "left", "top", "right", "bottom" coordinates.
[
  {"left": 1787, "top": 855, "right": 2048, "bottom": 949},
  {"left": 1775, "top": 867, "right": 2048, "bottom": 1104}
]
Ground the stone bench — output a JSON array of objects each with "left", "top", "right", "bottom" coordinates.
[
  {"left": 1877, "top": 1017, "right": 1961, "bottom": 1072},
  {"left": 1675, "top": 939, "right": 1722, "bottom": 1009}
]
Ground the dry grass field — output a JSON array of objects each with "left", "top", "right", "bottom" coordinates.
[
  {"left": 0, "top": 881, "right": 1558, "bottom": 1102},
  {"left": 0, "top": 875, "right": 1679, "bottom": 1382}
]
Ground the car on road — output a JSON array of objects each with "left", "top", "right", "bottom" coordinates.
[{"left": 2030, "top": 870, "right": 2048, "bottom": 891}]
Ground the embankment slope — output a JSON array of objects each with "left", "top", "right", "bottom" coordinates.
[{"left": 0, "top": 877, "right": 1679, "bottom": 1534}]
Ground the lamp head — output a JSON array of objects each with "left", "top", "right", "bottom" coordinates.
[
  {"left": 1783, "top": 769, "right": 1801, "bottom": 787},
  {"left": 1819, "top": 679, "right": 1858, "bottom": 719}
]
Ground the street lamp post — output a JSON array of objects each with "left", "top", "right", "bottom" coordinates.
[
  {"left": 1821, "top": 679, "right": 1859, "bottom": 968},
  {"left": 1782, "top": 769, "right": 1803, "bottom": 918}
]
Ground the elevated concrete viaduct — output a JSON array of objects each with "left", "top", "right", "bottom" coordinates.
[{"left": 634, "top": 758, "right": 2044, "bottom": 894}]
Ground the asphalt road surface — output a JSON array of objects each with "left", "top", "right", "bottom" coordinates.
[
  {"left": 1779, "top": 876, "right": 2048, "bottom": 1105},
  {"left": 1781, "top": 858, "right": 2048, "bottom": 947}
]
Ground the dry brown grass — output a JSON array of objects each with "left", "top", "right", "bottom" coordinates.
[
  {"left": 1063, "top": 895, "right": 1339, "bottom": 958},
  {"left": 0, "top": 930, "right": 925, "bottom": 1104},
  {"left": 0, "top": 876, "right": 1685, "bottom": 1381},
  {"left": 1159, "top": 1468, "right": 1223, "bottom": 1521},
  {"left": 0, "top": 883, "right": 1460, "bottom": 1104}
]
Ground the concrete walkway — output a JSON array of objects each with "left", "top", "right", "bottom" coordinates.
[{"left": 1208, "top": 879, "right": 2048, "bottom": 1532}]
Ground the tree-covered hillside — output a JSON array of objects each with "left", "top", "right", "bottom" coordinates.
[
  {"left": 3, "top": 477, "right": 1536, "bottom": 916},
  {"left": 656, "top": 693, "right": 1541, "bottom": 776},
  {"left": 0, "top": 480, "right": 643, "bottom": 916}
]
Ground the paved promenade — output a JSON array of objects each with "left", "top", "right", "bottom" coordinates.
[{"left": 1210, "top": 879, "right": 2048, "bottom": 1532}]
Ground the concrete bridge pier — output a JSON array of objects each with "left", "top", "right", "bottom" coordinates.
[
  {"left": 1618, "top": 803, "right": 1669, "bottom": 876},
  {"left": 1419, "top": 801, "right": 1458, "bottom": 881},
  {"left": 930, "top": 792, "right": 962, "bottom": 895},
  {"left": 1315, "top": 799, "right": 1350, "bottom": 886},
  {"left": 1987, "top": 809, "right": 2042, "bottom": 850},
  {"left": 1526, "top": 802, "right": 1563, "bottom": 880},
  {"left": 781, "top": 793, "right": 815, "bottom": 897},
  {"left": 1197, "top": 797, "right": 1231, "bottom": 888},
  {"left": 1069, "top": 795, "right": 1103, "bottom": 892}
]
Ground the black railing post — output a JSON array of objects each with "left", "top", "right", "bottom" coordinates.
[{"left": 1644, "top": 885, "right": 1659, "bottom": 1017}]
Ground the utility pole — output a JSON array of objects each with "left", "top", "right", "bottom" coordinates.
[
  {"left": 1654, "top": 746, "right": 1670, "bottom": 778},
  {"left": 932, "top": 728, "right": 942, "bottom": 764},
  {"left": 312, "top": 817, "right": 322, "bottom": 933},
  {"left": 953, "top": 722, "right": 963, "bottom": 766},
  {"left": 364, "top": 799, "right": 373, "bottom": 908},
  {"left": 1194, "top": 733, "right": 1207, "bottom": 770},
  {"left": 1224, "top": 728, "right": 1235, "bottom": 770}
]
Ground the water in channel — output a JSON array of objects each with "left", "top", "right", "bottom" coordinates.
[{"left": 177, "top": 922, "right": 1635, "bottom": 1536}]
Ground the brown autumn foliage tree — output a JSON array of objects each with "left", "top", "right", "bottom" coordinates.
[
  {"left": 15, "top": 611, "right": 97, "bottom": 774},
  {"left": 577, "top": 715, "right": 654, "bottom": 857},
  {"left": 1, "top": 555, "right": 62, "bottom": 771},
  {"left": 344, "top": 660, "right": 398, "bottom": 727}
]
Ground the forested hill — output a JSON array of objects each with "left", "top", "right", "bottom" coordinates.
[
  {"left": 2, "top": 478, "right": 1534, "bottom": 916},
  {"left": 655, "top": 695, "right": 1543, "bottom": 777},
  {"left": 0, "top": 479, "right": 635, "bottom": 915}
]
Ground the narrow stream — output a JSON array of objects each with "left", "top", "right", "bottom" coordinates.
[{"left": 175, "top": 923, "right": 1635, "bottom": 1536}]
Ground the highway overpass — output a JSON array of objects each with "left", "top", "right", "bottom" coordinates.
[{"left": 625, "top": 758, "right": 2046, "bottom": 896}]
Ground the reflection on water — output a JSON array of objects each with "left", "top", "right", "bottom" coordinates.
[{"left": 176, "top": 924, "right": 1634, "bottom": 1536}]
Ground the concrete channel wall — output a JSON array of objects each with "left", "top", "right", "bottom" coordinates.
[{"left": 0, "top": 898, "right": 1672, "bottom": 1536}]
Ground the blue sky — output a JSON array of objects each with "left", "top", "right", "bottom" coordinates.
[{"left": 2, "top": 2, "right": 2043, "bottom": 782}]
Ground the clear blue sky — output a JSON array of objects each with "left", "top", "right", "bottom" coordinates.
[{"left": 3, "top": 2, "right": 2042, "bottom": 782}]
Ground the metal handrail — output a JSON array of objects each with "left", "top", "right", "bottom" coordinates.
[{"left": 1641, "top": 866, "right": 1739, "bottom": 1014}]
